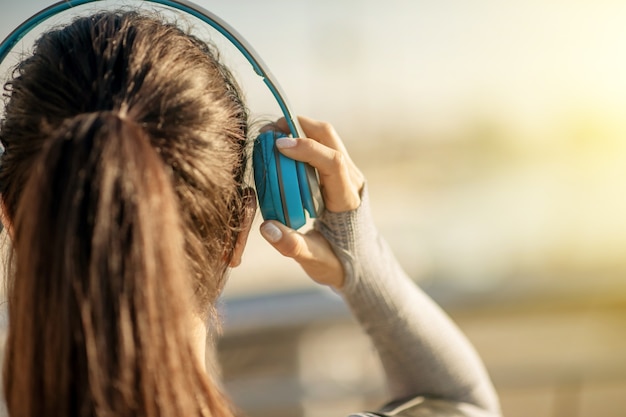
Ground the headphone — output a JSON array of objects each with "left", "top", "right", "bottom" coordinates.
[{"left": 0, "top": 0, "right": 323, "bottom": 230}]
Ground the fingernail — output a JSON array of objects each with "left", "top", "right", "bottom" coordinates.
[
  {"left": 260, "top": 222, "right": 283, "bottom": 243},
  {"left": 275, "top": 137, "right": 297, "bottom": 149}
]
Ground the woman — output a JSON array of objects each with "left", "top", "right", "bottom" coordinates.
[{"left": 0, "top": 9, "right": 501, "bottom": 417}]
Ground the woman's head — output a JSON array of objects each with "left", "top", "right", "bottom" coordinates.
[
  {"left": 0, "top": 10, "right": 252, "bottom": 416},
  {"left": 1, "top": 10, "right": 251, "bottom": 305}
]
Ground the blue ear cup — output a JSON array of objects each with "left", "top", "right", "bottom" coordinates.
[
  {"left": 253, "top": 131, "right": 318, "bottom": 230},
  {"left": 296, "top": 159, "right": 317, "bottom": 217}
]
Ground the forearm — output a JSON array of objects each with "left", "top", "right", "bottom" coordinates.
[{"left": 315, "top": 187, "right": 500, "bottom": 415}]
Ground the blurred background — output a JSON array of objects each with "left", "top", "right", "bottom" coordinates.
[{"left": 2, "top": 0, "right": 626, "bottom": 416}]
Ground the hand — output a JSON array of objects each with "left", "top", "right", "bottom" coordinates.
[{"left": 259, "top": 116, "right": 364, "bottom": 289}]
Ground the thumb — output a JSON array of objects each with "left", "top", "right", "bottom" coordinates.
[{"left": 260, "top": 220, "right": 345, "bottom": 289}]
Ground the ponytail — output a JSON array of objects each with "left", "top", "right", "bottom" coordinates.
[{"left": 4, "top": 112, "right": 233, "bottom": 417}]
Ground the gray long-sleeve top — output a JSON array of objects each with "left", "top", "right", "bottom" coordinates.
[{"left": 315, "top": 186, "right": 502, "bottom": 417}]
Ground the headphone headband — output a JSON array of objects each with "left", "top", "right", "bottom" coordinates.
[{"left": 0, "top": 0, "right": 303, "bottom": 137}]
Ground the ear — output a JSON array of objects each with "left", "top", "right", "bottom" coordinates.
[
  {"left": 0, "top": 196, "right": 13, "bottom": 240},
  {"left": 229, "top": 187, "right": 257, "bottom": 268}
]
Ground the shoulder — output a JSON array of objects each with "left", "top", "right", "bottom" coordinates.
[{"left": 348, "top": 396, "right": 500, "bottom": 417}]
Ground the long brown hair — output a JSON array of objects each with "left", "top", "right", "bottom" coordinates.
[{"left": 0, "top": 11, "right": 248, "bottom": 417}]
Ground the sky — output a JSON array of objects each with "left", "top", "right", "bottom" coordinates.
[{"left": 2, "top": 0, "right": 626, "bottom": 143}]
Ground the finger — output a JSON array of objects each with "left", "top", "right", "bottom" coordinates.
[
  {"left": 275, "top": 137, "right": 361, "bottom": 211},
  {"left": 275, "top": 137, "right": 343, "bottom": 179},
  {"left": 259, "top": 220, "right": 344, "bottom": 289},
  {"left": 275, "top": 116, "right": 346, "bottom": 153},
  {"left": 276, "top": 116, "right": 364, "bottom": 185}
]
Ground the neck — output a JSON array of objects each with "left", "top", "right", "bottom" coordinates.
[{"left": 189, "top": 313, "right": 208, "bottom": 370}]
